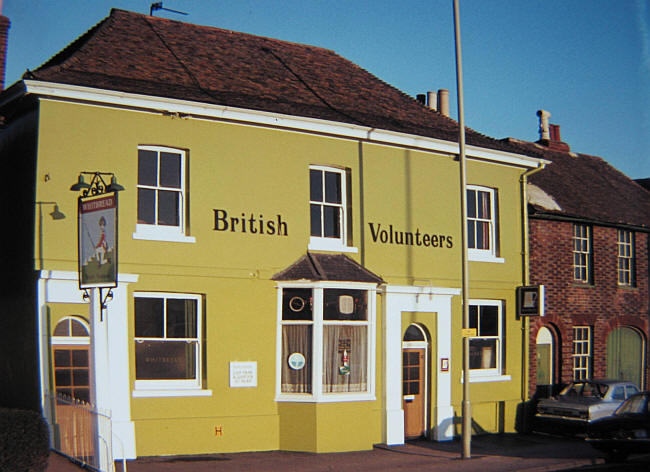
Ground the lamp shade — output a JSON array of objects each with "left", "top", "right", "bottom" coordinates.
[
  {"left": 70, "top": 174, "right": 90, "bottom": 191},
  {"left": 106, "top": 175, "right": 125, "bottom": 192}
]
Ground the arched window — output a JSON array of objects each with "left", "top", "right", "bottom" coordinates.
[
  {"left": 53, "top": 317, "right": 89, "bottom": 338},
  {"left": 403, "top": 324, "right": 426, "bottom": 342}
]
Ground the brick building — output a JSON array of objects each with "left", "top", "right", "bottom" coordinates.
[{"left": 509, "top": 111, "right": 650, "bottom": 397}]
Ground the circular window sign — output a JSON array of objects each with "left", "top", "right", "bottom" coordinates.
[{"left": 288, "top": 352, "right": 306, "bottom": 370}]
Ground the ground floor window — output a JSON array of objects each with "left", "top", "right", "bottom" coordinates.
[
  {"left": 278, "top": 283, "right": 375, "bottom": 401},
  {"left": 572, "top": 326, "right": 592, "bottom": 380},
  {"left": 134, "top": 292, "right": 203, "bottom": 390},
  {"left": 468, "top": 300, "right": 503, "bottom": 375}
]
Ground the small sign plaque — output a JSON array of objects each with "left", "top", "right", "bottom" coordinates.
[
  {"left": 517, "top": 285, "right": 545, "bottom": 316},
  {"left": 229, "top": 361, "right": 257, "bottom": 388},
  {"left": 462, "top": 328, "right": 477, "bottom": 338}
]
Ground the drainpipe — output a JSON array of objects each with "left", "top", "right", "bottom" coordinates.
[{"left": 520, "top": 163, "right": 546, "bottom": 407}]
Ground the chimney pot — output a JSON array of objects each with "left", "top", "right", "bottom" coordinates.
[
  {"left": 537, "top": 110, "right": 551, "bottom": 140},
  {"left": 426, "top": 91, "right": 437, "bottom": 111},
  {"left": 416, "top": 94, "right": 426, "bottom": 105},
  {"left": 437, "top": 89, "right": 449, "bottom": 117}
]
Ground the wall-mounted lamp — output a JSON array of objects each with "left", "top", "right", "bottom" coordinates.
[{"left": 70, "top": 172, "right": 125, "bottom": 196}]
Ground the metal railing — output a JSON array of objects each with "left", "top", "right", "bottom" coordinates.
[{"left": 47, "top": 393, "right": 117, "bottom": 472}]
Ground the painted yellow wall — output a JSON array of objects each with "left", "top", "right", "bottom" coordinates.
[
  {"left": 35, "top": 98, "right": 531, "bottom": 454},
  {"left": 278, "top": 402, "right": 381, "bottom": 452}
]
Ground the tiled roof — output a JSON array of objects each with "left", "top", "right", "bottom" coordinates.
[
  {"left": 272, "top": 253, "right": 384, "bottom": 284},
  {"left": 504, "top": 138, "right": 650, "bottom": 229},
  {"left": 22, "top": 8, "right": 534, "bottom": 157}
]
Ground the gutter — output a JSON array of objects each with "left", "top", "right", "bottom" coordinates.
[
  {"left": 529, "top": 211, "right": 650, "bottom": 233},
  {"left": 6, "top": 79, "right": 546, "bottom": 169}
]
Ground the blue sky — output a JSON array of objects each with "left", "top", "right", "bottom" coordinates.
[{"left": 3, "top": 0, "right": 649, "bottom": 179}]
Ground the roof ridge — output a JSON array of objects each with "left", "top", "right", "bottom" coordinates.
[{"left": 112, "top": 8, "right": 337, "bottom": 54}]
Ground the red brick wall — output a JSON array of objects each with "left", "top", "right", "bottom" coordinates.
[
  {"left": 0, "top": 15, "right": 10, "bottom": 91},
  {"left": 528, "top": 218, "right": 650, "bottom": 397}
]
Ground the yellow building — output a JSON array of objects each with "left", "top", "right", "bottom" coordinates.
[{"left": 0, "top": 9, "right": 545, "bottom": 462}]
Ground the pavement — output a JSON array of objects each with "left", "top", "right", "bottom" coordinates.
[{"left": 46, "top": 433, "right": 612, "bottom": 472}]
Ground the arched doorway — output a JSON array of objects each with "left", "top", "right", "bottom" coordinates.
[
  {"left": 51, "top": 316, "right": 93, "bottom": 462},
  {"left": 535, "top": 327, "right": 554, "bottom": 397},
  {"left": 607, "top": 327, "right": 644, "bottom": 389},
  {"left": 402, "top": 324, "right": 428, "bottom": 439}
]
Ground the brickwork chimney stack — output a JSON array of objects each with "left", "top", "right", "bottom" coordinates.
[{"left": 0, "top": 0, "right": 10, "bottom": 92}]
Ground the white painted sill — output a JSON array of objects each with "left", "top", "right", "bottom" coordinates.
[
  {"left": 468, "top": 251, "right": 505, "bottom": 264},
  {"left": 132, "top": 225, "right": 196, "bottom": 243},
  {"left": 460, "top": 373, "right": 512, "bottom": 384},
  {"left": 275, "top": 393, "right": 376, "bottom": 403},
  {"left": 132, "top": 389, "right": 212, "bottom": 398},
  {"left": 308, "top": 237, "right": 358, "bottom": 253}
]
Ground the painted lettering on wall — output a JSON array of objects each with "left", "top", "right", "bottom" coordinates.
[
  {"left": 213, "top": 209, "right": 288, "bottom": 236},
  {"left": 368, "top": 223, "right": 453, "bottom": 248}
]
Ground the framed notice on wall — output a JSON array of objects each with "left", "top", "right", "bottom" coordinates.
[
  {"left": 516, "top": 285, "right": 545, "bottom": 317},
  {"left": 77, "top": 193, "right": 118, "bottom": 289}
]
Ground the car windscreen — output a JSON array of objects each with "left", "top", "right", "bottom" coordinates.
[
  {"left": 560, "top": 382, "right": 609, "bottom": 398},
  {"left": 615, "top": 394, "right": 647, "bottom": 415}
]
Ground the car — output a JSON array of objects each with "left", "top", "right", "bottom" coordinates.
[
  {"left": 536, "top": 380, "right": 640, "bottom": 427},
  {"left": 586, "top": 391, "right": 650, "bottom": 461}
]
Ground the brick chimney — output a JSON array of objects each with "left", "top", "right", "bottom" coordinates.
[
  {"left": 0, "top": 0, "right": 10, "bottom": 91},
  {"left": 536, "top": 110, "right": 570, "bottom": 152}
]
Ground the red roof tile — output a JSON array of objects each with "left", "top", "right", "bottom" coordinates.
[
  {"left": 25, "top": 9, "right": 531, "bottom": 157},
  {"left": 272, "top": 253, "right": 383, "bottom": 283},
  {"left": 505, "top": 138, "right": 650, "bottom": 229}
]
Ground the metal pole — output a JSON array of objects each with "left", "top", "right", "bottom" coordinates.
[{"left": 453, "top": 0, "right": 471, "bottom": 459}]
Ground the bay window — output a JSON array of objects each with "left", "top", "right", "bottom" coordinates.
[{"left": 278, "top": 283, "right": 375, "bottom": 401}]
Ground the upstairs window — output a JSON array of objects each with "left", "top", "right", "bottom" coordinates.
[
  {"left": 617, "top": 229, "right": 635, "bottom": 286},
  {"left": 309, "top": 166, "right": 355, "bottom": 252},
  {"left": 134, "top": 146, "right": 194, "bottom": 243},
  {"left": 467, "top": 186, "right": 500, "bottom": 262},
  {"left": 572, "top": 224, "right": 592, "bottom": 283}
]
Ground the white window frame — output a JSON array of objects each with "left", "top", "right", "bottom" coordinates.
[
  {"left": 466, "top": 299, "right": 504, "bottom": 380},
  {"left": 133, "top": 292, "right": 210, "bottom": 397},
  {"left": 133, "top": 145, "right": 195, "bottom": 243},
  {"left": 572, "top": 224, "right": 591, "bottom": 283},
  {"left": 617, "top": 229, "right": 634, "bottom": 286},
  {"left": 572, "top": 326, "right": 592, "bottom": 380},
  {"left": 52, "top": 316, "right": 90, "bottom": 346},
  {"left": 308, "top": 165, "right": 357, "bottom": 253},
  {"left": 275, "top": 281, "right": 376, "bottom": 402},
  {"left": 466, "top": 185, "right": 503, "bottom": 263}
]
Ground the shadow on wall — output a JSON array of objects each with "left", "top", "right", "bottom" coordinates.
[{"left": 515, "top": 384, "right": 566, "bottom": 433}]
